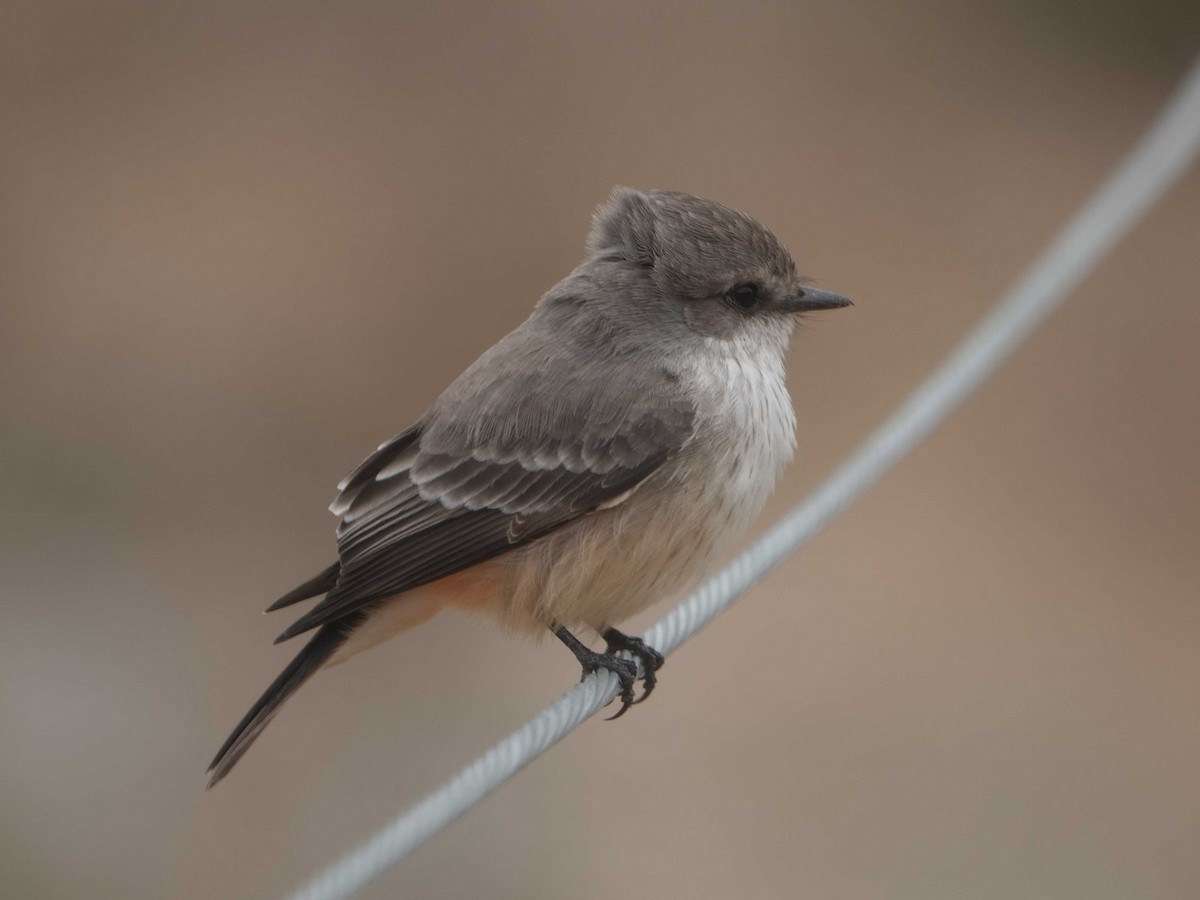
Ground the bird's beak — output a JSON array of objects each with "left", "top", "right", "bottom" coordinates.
[{"left": 780, "top": 287, "right": 853, "bottom": 314}]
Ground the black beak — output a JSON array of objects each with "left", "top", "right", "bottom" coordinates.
[{"left": 781, "top": 287, "right": 853, "bottom": 313}]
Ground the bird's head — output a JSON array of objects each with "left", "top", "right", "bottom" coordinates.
[{"left": 584, "top": 186, "right": 851, "bottom": 340}]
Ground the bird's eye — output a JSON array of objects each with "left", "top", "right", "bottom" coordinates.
[{"left": 728, "top": 283, "right": 761, "bottom": 311}]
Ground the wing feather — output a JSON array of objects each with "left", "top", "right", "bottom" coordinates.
[{"left": 274, "top": 323, "right": 696, "bottom": 643}]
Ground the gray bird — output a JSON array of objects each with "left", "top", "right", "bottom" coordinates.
[{"left": 207, "top": 187, "right": 851, "bottom": 787}]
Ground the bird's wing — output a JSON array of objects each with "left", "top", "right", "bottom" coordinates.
[{"left": 273, "top": 332, "right": 695, "bottom": 642}]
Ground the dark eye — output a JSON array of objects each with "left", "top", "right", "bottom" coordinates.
[{"left": 728, "top": 283, "right": 761, "bottom": 311}]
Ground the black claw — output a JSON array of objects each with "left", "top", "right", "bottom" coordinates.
[
  {"left": 603, "top": 671, "right": 637, "bottom": 721},
  {"left": 602, "top": 628, "right": 665, "bottom": 705},
  {"left": 555, "top": 626, "right": 638, "bottom": 718}
]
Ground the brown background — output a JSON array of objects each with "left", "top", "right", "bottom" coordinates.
[{"left": 2, "top": 2, "right": 1199, "bottom": 898}]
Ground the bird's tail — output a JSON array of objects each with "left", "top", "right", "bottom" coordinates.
[
  {"left": 265, "top": 562, "right": 340, "bottom": 612},
  {"left": 205, "top": 608, "right": 366, "bottom": 788}
]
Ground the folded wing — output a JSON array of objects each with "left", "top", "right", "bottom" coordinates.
[{"left": 274, "top": 332, "right": 695, "bottom": 642}]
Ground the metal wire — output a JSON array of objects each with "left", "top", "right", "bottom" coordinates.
[{"left": 285, "top": 55, "right": 1200, "bottom": 900}]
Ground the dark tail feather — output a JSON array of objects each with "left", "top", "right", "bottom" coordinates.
[
  {"left": 205, "top": 610, "right": 365, "bottom": 788},
  {"left": 265, "top": 562, "right": 341, "bottom": 612}
]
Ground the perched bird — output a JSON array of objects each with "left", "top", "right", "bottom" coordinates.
[{"left": 207, "top": 187, "right": 851, "bottom": 786}]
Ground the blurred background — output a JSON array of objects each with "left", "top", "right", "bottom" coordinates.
[{"left": 2, "top": 2, "right": 1199, "bottom": 897}]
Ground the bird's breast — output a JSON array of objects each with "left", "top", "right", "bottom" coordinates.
[
  {"left": 547, "top": 341, "right": 797, "bottom": 627},
  {"left": 681, "top": 340, "right": 797, "bottom": 527}
]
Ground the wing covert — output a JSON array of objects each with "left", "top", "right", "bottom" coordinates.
[{"left": 274, "top": 339, "right": 695, "bottom": 642}]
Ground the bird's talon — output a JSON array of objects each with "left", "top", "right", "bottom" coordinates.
[
  {"left": 588, "top": 657, "right": 636, "bottom": 719},
  {"left": 604, "top": 672, "right": 637, "bottom": 720},
  {"left": 602, "top": 627, "right": 665, "bottom": 706},
  {"left": 632, "top": 668, "right": 657, "bottom": 704},
  {"left": 555, "top": 625, "right": 661, "bottom": 719}
]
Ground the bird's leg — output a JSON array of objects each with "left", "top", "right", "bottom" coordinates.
[
  {"left": 554, "top": 626, "right": 637, "bottom": 719},
  {"left": 602, "top": 627, "right": 665, "bottom": 704}
]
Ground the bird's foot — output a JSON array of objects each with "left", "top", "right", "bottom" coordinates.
[
  {"left": 554, "top": 626, "right": 638, "bottom": 719},
  {"left": 602, "top": 627, "right": 665, "bottom": 706}
]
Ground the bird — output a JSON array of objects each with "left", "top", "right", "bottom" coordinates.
[{"left": 206, "top": 187, "right": 851, "bottom": 787}]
